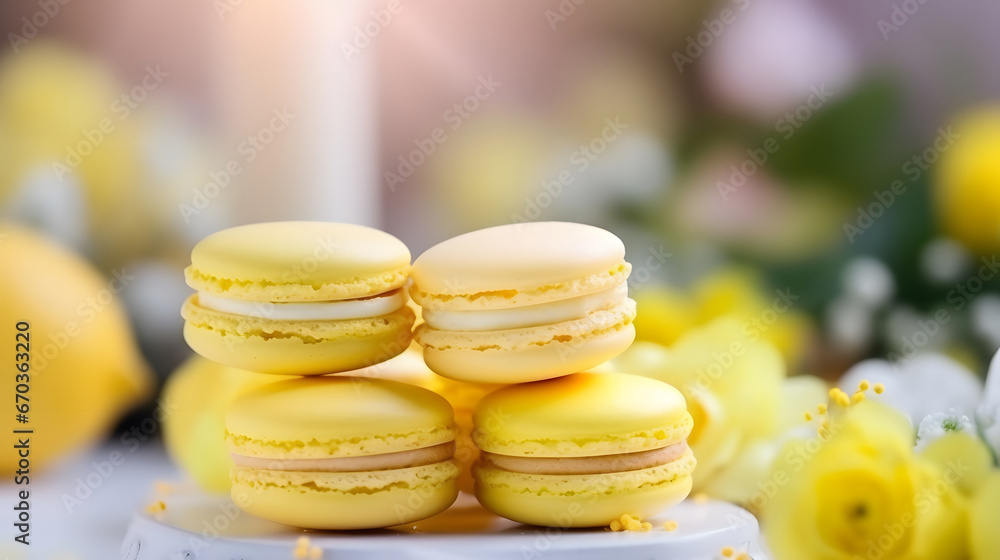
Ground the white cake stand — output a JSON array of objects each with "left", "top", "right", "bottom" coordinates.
[{"left": 121, "top": 492, "right": 768, "bottom": 559}]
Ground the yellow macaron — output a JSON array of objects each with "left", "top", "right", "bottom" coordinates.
[
  {"left": 472, "top": 372, "right": 695, "bottom": 527},
  {"left": 226, "top": 376, "right": 459, "bottom": 529},
  {"left": 410, "top": 222, "right": 637, "bottom": 383},
  {"left": 181, "top": 222, "right": 415, "bottom": 375}
]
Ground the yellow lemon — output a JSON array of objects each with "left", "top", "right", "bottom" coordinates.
[
  {"left": 162, "top": 355, "right": 275, "bottom": 493},
  {"left": 935, "top": 106, "right": 1000, "bottom": 254},
  {"left": 0, "top": 224, "right": 151, "bottom": 474}
]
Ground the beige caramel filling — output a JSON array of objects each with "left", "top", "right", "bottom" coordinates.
[
  {"left": 482, "top": 441, "right": 689, "bottom": 475},
  {"left": 232, "top": 441, "right": 455, "bottom": 472}
]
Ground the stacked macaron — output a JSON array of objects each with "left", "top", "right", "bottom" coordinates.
[
  {"left": 408, "top": 222, "right": 695, "bottom": 527},
  {"left": 179, "top": 222, "right": 459, "bottom": 529},
  {"left": 182, "top": 221, "right": 415, "bottom": 375}
]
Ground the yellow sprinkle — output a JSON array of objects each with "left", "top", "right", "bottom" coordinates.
[
  {"left": 693, "top": 493, "right": 710, "bottom": 504},
  {"left": 308, "top": 547, "right": 323, "bottom": 559},
  {"left": 153, "top": 481, "right": 174, "bottom": 496},
  {"left": 874, "top": 383, "right": 885, "bottom": 394},
  {"left": 144, "top": 500, "right": 166, "bottom": 514},
  {"left": 663, "top": 520, "right": 678, "bottom": 531},
  {"left": 817, "top": 403, "right": 828, "bottom": 414},
  {"left": 852, "top": 391, "right": 866, "bottom": 404},
  {"left": 804, "top": 411, "right": 813, "bottom": 421},
  {"left": 859, "top": 380, "right": 870, "bottom": 391},
  {"left": 736, "top": 554, "right": 752, "bottom": 560},
  {"left": 294, "top": 537, "right": 311, "bottom": 559},
  {"left": 620, "top": 514, "right": 645, "bottom": 531},
  {"left": 612, "top": 514, "right": 652, "bottom": 532},
  {"left": 721, "top": 545, "right": 735, "bottom": 557}
]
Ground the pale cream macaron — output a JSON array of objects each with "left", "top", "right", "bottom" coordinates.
[
  {"left": 181, "top": 222, "right": 415, "bottom": 375},
  {"left": 410, "top": 222, "right": 636, "bottom": 384}
]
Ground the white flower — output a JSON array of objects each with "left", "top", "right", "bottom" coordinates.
[
  {"left": 916, "top": 411, "right": 975, "bottom": 451},
  {"left": 839, "top": 353, "right": 982, "bottom": 423},
  {"left": 975, "top": 348, "right": 1000, "bottom": 458},
  {"left": 838, "top": 347, "right": 1000, "bottom": 458}
]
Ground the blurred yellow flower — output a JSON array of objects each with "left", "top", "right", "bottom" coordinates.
[
  {"left": 631, "top": 286, "right": 696, "bottom": 347},
  {"left": 764, "top": 402, "right": 969, "bottom": 560},
  {"left": 918, "top": 432, "right": 993, "bottom": 498},
  {"left": 935, "top": 106, "right": 1000, "bottom": 254},
  {"left": 633, "top": 268, "right": 814, "bottom": 368},
  {"left": 614, "top": 319, "right": 785, "bottom": 494},
  {"left": 969, "top": 472, "right": 1000, "bottom": 560}
]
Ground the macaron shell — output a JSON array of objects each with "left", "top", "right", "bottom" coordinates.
[
  {"left": 410, "top": 222, "right": 629, "bottom": 311},
  {"left": 415, "top": 300, "right": 636, "bottom": 384},
  {"left": 422, "top": 322, "right": 636, "bottom": 384},
  {"left": 226, "top": 376, "right": 455, "bottom": 460},
  {"left": 473, "top": 372, "right": 692, "bottom": 457},
  {"left": 186, "top": 221, "right": 410, "bottom": 302},
  {"left": 231, "top": 461, "right": 459, "bottom": 530},
  {"left": 473, "top": 451, "right": 695, "bottom": 527},
  {"left": 182, "top": 295, "right": 414, "bottom": 375}
]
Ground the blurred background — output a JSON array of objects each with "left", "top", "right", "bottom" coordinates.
[{"left": 3, "top": 0, "right": 1000, "bottom": 557}]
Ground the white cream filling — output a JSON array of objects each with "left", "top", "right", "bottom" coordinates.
[
  {"left": 422, "top": 283, "right": 627, "bottom": 332},
  {"left": 197, "top": 289, "right": 405, "bottom": 321}
]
